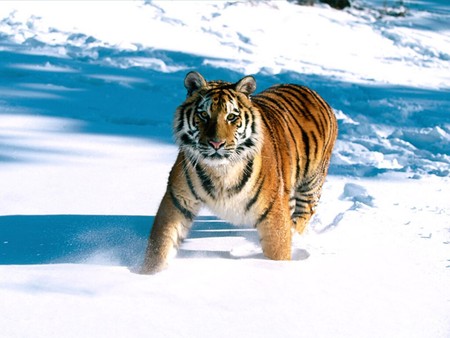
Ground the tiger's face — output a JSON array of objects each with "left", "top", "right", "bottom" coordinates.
[{"left": 174, "top": 72, "right": 262, "bottom": 166}]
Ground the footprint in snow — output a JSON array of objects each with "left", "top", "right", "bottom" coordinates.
[
  {"left": 313, "top": 183, "right": 375, "bottom": 234},
  {"left": 340, "top": 183, "right": 375, "bottom": 208}
]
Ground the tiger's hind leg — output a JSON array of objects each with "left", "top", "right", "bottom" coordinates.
[{"left": 292, "top": 173, "right": 327, "bottom": 234}]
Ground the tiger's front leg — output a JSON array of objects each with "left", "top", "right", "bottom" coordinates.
[
  {"left": 256, "top": 197, "right": 292, "bottom": 261},
  {"left": 141, "top": 188, "right": 200, "bottom": 274}
]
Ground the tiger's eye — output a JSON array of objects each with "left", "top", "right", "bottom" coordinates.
[
  {"left": 198, "top": 111, "right": 209, "bottom": 120},
  {"left": 227, "top": 114, "right": 238, "bottom": 122}
]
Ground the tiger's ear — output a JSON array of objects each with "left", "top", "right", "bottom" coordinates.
[
  {"left": 235, "top": 76, "right": 256, "bottom": 96},
  {"left": 184, "top": 71, "right": 207, "bottom": 96}
]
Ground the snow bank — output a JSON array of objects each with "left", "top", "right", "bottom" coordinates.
[{"left": 1, "top": 0, "right": 449, "bottom": 176}]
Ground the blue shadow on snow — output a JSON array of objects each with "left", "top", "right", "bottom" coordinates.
[
  {"left": 0, "top": 215, "right": 248, "bottom": 266},
  {"left": 1, "top": 39, "right": 449, "bottom": 175}
]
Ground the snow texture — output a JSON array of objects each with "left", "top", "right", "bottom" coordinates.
[{"left": 0, "top": 1, "right": 449, "bottom": 337}]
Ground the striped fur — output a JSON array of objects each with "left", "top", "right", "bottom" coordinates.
[{"left": 141, "top": 72, "right": 337, "bottom": 274}]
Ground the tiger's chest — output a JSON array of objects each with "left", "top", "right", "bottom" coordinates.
[
  {"left": 204, "top": 191, "right": 256, "bottom": 226},
  {"left": 187, "top": 159, "right": 262, "bottom": 226}
]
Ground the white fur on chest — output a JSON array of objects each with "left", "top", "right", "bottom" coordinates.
[
  {"left": 194, "top": 161, "right": 259, "bottom": 227},
  {"left": 205, "top": 193, "right": 256, "bottom": 226}
]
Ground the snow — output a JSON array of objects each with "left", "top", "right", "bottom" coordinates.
[{"left": 0, "top": 0, "right": 449, "bottom": 337}]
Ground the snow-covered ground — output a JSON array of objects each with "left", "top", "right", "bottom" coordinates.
[{"left": 0, "top": 1, "right": 449, "bottom": 337}]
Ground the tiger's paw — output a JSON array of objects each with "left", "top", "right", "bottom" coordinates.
[{"left": 140, "top": 260, "right": 168, "bottom": 275}]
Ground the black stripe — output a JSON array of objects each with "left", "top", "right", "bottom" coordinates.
[
  {"left": 256, "top": 199, "right": 275, "bottom": 226},
  {"left": 303, "top": 86, "right": 330, "bottom": 116},
  {"left": 323, "top": 106, "right": 337, "bottom": 151},
  {"left": 276, "top": 88, "right": 313, "bottom": 122},
  {"left": 255, "top": 95, "right": 305, "bottom": 139},
  {"left": 295, "top": 197, "right": 311, "bottom": 206},
  {"left": 301, "top": 86, "right": 329, "bottom": 138},
  {"left": 292, "top": 211, "right": 310, "bottom": 218},
  {"left": 255, "top": 100, "right": 285, "bottom": 181},
  {"left": 236, "top": 138, "right": 255, "bottom": 153},
  {"left": 242, "top": 109, "right": 251, "bottom": 135},
  {"left": 175, "top": 117, "right": 184, "bottom": 135},
  {"left": 282, "top": 86, "right": 325, "bottom": 137},
  {"left": 175, "top": 106, "right": 187, "bottom": 135},
  {"left": 310, "top": 130, "right": 319, "bottom": 159},
  {"left": 297, "top": 190, "right": 316, "bottom": 198},
  {"left": 261, "top": 96, "right": 301, "bottom": 183},
  {"left": 288, "top": 86, "right": 329, "bottom": 147},
  {"left": 301, "top": 129, "right": 311, "bottom": 176},
  {"left": 194, "top": 163, "right": 215, "bottom": 198},
  {"left": 185, "top": 105, "right": 196, "bottom": 131},
  {"left": 298, "top": 175, "right": 321, "bottom": 196},
  {"left": 277, "top": 86, "right": 314, "bottom": 119},
  {"left": 169, "top": 189, "right": 195, "bottom": 221},
  {"left": 245, "top": 174, "right": 265, "bottom": 212},
  {"left": 254, "top": 90, "right": 324, "bottom": 183},
  {"left": 261, "top": 94, "right": 302, "bottom": 183},
  {"left": 229, "top": 159, "right": 254, "bottom": 195},
  {"left": 258, "top": 92, "right": 293, "bottom": 118},
  {"left": 281, "top": 86, "right": 324, "bottom": 132},
  {"left": 183, "top": 161, "right": 202, "bottom": 201},
  {"left": 180, "top": 133, "right": 194, "bottom": 146}
]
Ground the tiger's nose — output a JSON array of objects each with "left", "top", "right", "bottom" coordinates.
[{"left": 208, "top": 139, "right": 225, "bottom": 150}]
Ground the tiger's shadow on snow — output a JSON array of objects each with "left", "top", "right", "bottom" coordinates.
[
  {"left": 0, "top": 215, "right": 309, "bottom": 267},
  {"left": 179, "top": 217, "right": 310, "bottom": 261}
]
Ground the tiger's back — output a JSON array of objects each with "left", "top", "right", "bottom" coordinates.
[{"left": 141, "top": 72, "right": 337, "bottom": 274}]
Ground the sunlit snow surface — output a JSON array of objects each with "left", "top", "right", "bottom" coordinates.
[{"left": 0, "top": 1, "right": 449, "bottom": 337}]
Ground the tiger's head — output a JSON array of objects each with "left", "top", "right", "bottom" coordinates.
[{"left": 174, "top": 72, "right": 262, "bottom": 167}]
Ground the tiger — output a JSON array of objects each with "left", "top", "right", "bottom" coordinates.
[{"left": 141, "top": 71, "right": 337, "bottom": 274}]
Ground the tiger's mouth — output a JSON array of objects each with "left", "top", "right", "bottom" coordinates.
[
  {"left": 199, "top": 147, "right": 231, "bottom": 160},
  {"left": 187, "top": 137, "right": 259, "bottom": 165},
  {"left": 194, "top": 142, "right": 235, "bottom": 164},
  {"left": 209, "top": 152, "right": 226, "bottom": 159}
]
